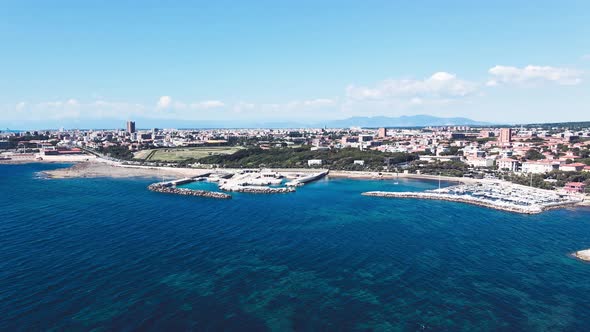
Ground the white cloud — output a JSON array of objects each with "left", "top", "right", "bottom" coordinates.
[
  {"left": 155, "top": 97, "right": 225, "bottom": 111},
  {"left": 228, "top": 98, "right": 337, "bottom": 116},
  {"left": 346, "top": 72, "right": 478, "bottom": 101},
  {"left": 66, "top": 98, "right": 79, "bottom": 106},
  {"left": 301, "top": 98, "right": 336, "bottom": 107},
  {"left": 410, "top": 97, "right": 423, "bottom": 105},
  {"left": 485, "top": 80, "right": 498, "bottom": 87},
  {"left": 232, "top": 101, "right": 255, "bottom": 113},
  {"left": 156, "top": 95, "right": 172, "bottom": 109},
  {"left": 487, "top": 65, "right": 583, "bottom": 86},
  {"left": 190, "top": 100, "right": 225, "bottom": 109},
  {"left": 15, "top": 101, "right": 26, "bottom": 111}
]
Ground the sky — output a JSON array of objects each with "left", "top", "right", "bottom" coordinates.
[{"left": 1, "top": 0, "right": 590, "bottom": 129}]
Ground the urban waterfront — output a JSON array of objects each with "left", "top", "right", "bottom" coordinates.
[{"left": 2, "top": 163, "right": 590, "bottom": 331}]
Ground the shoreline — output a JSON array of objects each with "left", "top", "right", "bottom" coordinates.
[
  {"left": 328, "top": 170, "right": 471, "bottom": 184},
  {"left": 35, "top": 159, "right": 471, "bottom": 183},
  {"left": 14, "top": 159, "right": 590, "bottom": 210},
  {"left": 39, "top": 160, "right": 211, "bottom": 179}
]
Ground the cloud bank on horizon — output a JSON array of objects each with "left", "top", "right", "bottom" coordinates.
[
  {"left": 6, "top": 64, "right": 585, "bottom": 126},
  {"left": 1, "top": 1, "right": 589, "bottom": 128}
]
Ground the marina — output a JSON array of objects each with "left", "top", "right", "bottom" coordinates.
[
  {"left": 363, "top": 182, "right": 584, "bottom": 214},
  {"left": 285, "top": 170, "right": 330, "bottom": 187},
  {"left": 148, "top": 169, "right": 328, "bottom": 197}
]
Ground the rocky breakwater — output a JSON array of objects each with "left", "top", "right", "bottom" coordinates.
[
  {"left": 220, "top": 184, "right": 295, "bottom": 194},
  {"left": 148, "top": 184, "right": 231, "bottom": 199}
]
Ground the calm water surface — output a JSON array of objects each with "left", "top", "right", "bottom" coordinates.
[{"left": 1, "top": 163, "right": 590, "bottom": 331}]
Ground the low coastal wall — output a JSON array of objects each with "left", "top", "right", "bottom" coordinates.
[
  {"left": 148, "top": 184, "right": 231, "bottom": 199},
  {"left": 361, "top": 191, "right": 581, "bottom": 214}
]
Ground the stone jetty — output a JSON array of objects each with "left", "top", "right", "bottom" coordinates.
[
  {"left": 148, "top": 184, "right": 231, "bottom": 199},
  {"left": 219, "top": 184, "right": 295, "bottom": 194}
]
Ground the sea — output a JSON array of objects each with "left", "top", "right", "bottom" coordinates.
[{"left": 1, "top": 163, "right": 590, "bottom": 331}]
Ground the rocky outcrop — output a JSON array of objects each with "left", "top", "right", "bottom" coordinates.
[{"left": 572, "top": 249, "right": 590, "bottom": 262}]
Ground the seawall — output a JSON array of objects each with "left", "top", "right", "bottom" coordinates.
[{"left": 148, "top": 184, "right": 231, "bottom": 199}]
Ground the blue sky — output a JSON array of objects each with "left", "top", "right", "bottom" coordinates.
[{"left": 1, "top": 0, "right": 590, "bottom": 128}]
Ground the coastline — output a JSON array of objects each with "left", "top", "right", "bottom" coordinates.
[
  {"left": 40, "top": 161, "right": 211, "bottom": 179},
  {"left": 17, "top": 158, "right": 590, "bottom": 213},
  {"left": 328, "top": 170, "right": 471, "bottom": 184},
  {"left": 39, "top": 160, "right": 473, "bottom": 183}
]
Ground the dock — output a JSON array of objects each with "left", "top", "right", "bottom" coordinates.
[{"left": 286, "top": 170, "right": 329, "bottom": 187}]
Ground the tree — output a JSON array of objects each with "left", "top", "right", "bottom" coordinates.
[{"left": 525, "top": 149, "right": 545, "bottom": 161}]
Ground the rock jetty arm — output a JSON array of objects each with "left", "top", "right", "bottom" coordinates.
[
  {"left": 219, "top": 185, "right": 295, "bottom": 194},
  {"left": 148, "top": 183, "right": 231, "bottom": 199}
]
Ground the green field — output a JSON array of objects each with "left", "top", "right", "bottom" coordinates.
[{"left": 134, "top": 147, "right": 242, "bottom": 162}]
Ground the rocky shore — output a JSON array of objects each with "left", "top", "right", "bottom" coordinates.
[
  {"left": 572, "top": 249, "right": 590, "bottom": 262},
  {"left": 148, "top": 184, "right": 231, "bottom": 199}
]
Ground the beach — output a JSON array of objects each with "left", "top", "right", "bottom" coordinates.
[
  {"left": 42, "top": 161, "right": 210, "bottom": 179},
  {"left": 328, "top": 170, "right": 474, "bottom": 184}
]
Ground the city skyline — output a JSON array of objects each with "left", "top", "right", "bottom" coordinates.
[{"left": 1, "top": 1, "right": 590, "bottom": 129}]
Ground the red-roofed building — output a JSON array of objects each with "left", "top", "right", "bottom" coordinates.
[
  {"left": 560, "top": 163, "right": 587, "bottom": 172},
  {"left": 564, "top": 182, "right": 586, "bottom": 193}
]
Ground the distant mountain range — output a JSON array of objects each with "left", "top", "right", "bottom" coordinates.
[{"left": 318, "top": 115, "right": 490, "bottom": 128}]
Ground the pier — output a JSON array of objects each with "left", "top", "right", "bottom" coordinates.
[{"left": 285, "top": 170, "right": 329, "bottom": 187}]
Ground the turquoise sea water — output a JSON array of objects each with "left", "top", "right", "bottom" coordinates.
[{"left": 1, "top": 163, "right": 590, "bottom": 331}]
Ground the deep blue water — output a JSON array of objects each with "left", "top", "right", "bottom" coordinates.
[{"left": 2, "top": 163, "right": 590, "bottom": 331}]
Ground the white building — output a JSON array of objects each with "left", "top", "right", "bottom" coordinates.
[
  {"left": 465, "top": 157, "right": 495, "bottom": 168},
  {"left": 497, "top": 159, "right": 519, "bottom": 172},
  {"left": 419, "top": 155, "right": 462, "bottom": 163},
  {"left": 307, "top": 159, "right": 323, "bottom": 166},
  {"left": 521, "top": 161, "right": 560, "bottom": 174}
]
